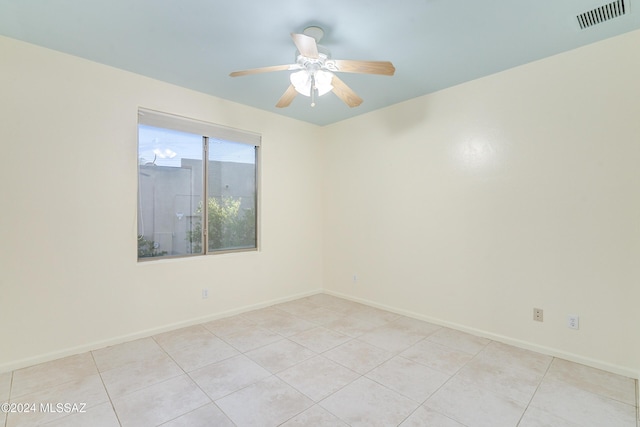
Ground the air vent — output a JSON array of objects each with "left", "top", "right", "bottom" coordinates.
[{"left": 577, "top": 0, "right": 626, "bottom": 29}]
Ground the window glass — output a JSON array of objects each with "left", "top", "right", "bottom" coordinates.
[
  {"left": 206, "top": 139, "right": 257, "bottom": 252},
  {"left": 137, "top": 112, "right": 259, "bottom": 260},
  {"left": 138, "top": 125, "right": 203, "bottom": 258}
]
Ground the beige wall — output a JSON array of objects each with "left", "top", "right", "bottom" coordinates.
[
  {"left": 2, "top": 29, "right": 639, "bottom": 379},
  {"left": 0, "top": 36, "right": 324, "bottom": 371},
  {"left": 322, "top": 29, "right": 640, "bottom": 378}
]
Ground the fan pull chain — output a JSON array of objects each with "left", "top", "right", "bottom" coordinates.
[{"left": 310, "top": 74, "right": 317, "bottom": 107}]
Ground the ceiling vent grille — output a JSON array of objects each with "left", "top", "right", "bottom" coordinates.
[{"left": 577, "top": 0, "right": 626, "bottom": 29}]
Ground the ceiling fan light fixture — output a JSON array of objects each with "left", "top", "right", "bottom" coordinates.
[
  {"left": 290, "top": 69, "right": 333, "bottom": 97},
  {"left": 290, "top": 70, "right": 311, "bottom": 95},
  {"left": 314, "top": 70, "right": 334, "bottom": 96}
]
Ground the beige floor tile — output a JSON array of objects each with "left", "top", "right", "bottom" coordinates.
[
  {"left": 517, "top": 406, "right": 581, "bottom": 427},
  {"left": 241, "top": 307, "right": 287, "bottom": 324},
  {"left": 529, "top": 377, "right": 636, "bottom": 427},
  {"left": 202, "top": 315, "right": 258, "bottom": 338},
  {"left": 302, "top": 293, "right": 346, "bottom": 307},
  {"left": 320, "top": 376, "right": 419, "bottom": 427},
  {"left": 399, "top": 406, "right": 466, "bottom": 427},
  {"left": 293, "top": 307, "right": 347, "bottom": 325},
  {"left": 157, "top": 332, "right": 239, "bottom": 372},
  {"left": 478, "top": 341, "right": 552, "bottom": 375},
  {"left": 389, "top": 316, "right": 442, "bottom": 336},
  {"left": 43, "top": 402, "right": 120, "bottom": 427},
  {"left": 0, "top": 371, "right": 11, "bottom": 401},
  {"left": 425, "top": 376, "right": 526, "bottom": 427},
  {"left": 153, "top": 325, "right": 214, "bottom": 352},
  {"left": 245, "top": 339, "right": 316, "bottom": 373},
  {"left": 160, "top": 403, "right": 234, "bottom": 427},
  {"left": 112, "top": 375, "right": 209, "bottom": 427},
  {"left": 323, "top": 315, "right": 378, "bottom": 337},
  {"left": 10, "top": 353, "right": 97, "bottom": 398},
  {"left": 349, "top": 306, "right": 401, "bottom": 327},
  {"left": 92, "top": 337, "right": 165, "bottom": 372},
  {"left": 272, "top": 299, "right": 321, "bottom": 316},
  {"left": 189, "top": 354, "right": 271, "bottom": 400},
  {"left": 426, "top": 328, "right": 490, "bottom": 355},
  {"left": 366, "top": 356, "right": 450, "bottom": 403},
  {"left": 400, "top": 339, "right": 474, "bottom": 376},
  {"left": 318, "top": 298, "right": 368, "bottom": 316},
  {"left": 456, "top": 357, "right": 544, "bottom": 405},
  {"left": 215, "top": 376, "right": 313, "bottom": 427},
  {"left": 100, "top": 351, "right": 183, "bottom": 398},
  {"left": 248, "top": 310, "right": 302, "bottom": 336},
  {"left": 323, "top": 339, "right": 393, "bottom": 374},
  {"left": 220, "top": 326, "right": 283, "bottom": 352},
  {"left": 545, "top": 358, "right": 636, "bottom": 405},
  {"left": 6, "top": 374, "right": 109, "bottom": 427},
  {"left": 258, "top": 312, "right": 318, "bottom": 337},
  {"left": 289, "top": 327, "right": 351, "bottom": 353},
  {"left": 278, "top": 355, "right": 360, "bottom": 401},
  {"left": 358, "top": 324, "right": 427, "bottom": 353},
  {"left": 334, "top": 301, "right": 370, "bottom": 315},
  {"left": 280, "top": 404, "right": 349, "bottom": 426}
]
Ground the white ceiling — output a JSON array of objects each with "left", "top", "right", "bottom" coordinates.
[{"left": 1, "top": 0, "right": 639, "bottom": 126}]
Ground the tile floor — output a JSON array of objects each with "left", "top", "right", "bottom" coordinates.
[{"left": 2, "top": 294, "right": 638, "bottom": 427}]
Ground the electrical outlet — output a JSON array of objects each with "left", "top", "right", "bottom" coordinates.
[
  {"left": 567, "top": 315, "right": 579, "bottom": 329},
  {"left": 533, "top": 308, "right": 543, "bottom": 322},
  {"left": 202, "top": 288, "right": 209, "bottom": 299},
  {"left": 353, "top": 274, "right": 358, "bottom": 284}
]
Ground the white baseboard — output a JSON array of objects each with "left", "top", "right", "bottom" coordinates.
[
  {"left": 324, "top": 289, "right": 640, "bottom": 382},
  {"left": 636, "top": 380, "right": 639, "bottom": 424},
  {"left": 0, "top": 289, "right": 322, "bottom": 374}
]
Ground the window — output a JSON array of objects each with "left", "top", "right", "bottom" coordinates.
[{"left": 137, "top": 109, "right": 259, "bottom": 260}]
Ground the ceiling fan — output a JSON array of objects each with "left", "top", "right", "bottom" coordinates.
[{"left": 229, "top": 26, "right": 395, "bottom": 108}]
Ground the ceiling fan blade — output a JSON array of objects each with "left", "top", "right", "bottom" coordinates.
[
  {"left": 230, "top": 64, "right": 296, "bottom": 77},
  {"left": 291, "top": 33, "right": 319, "bottom": 59},
  {"left": 276, "top": 85, "right": 298, "bottom": 108},
  {"left": 331, "top": 60, "right": 396, "bottom": 76},
  {"left": 331, "top": 75, "right": 363, "bottom": 107}
]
